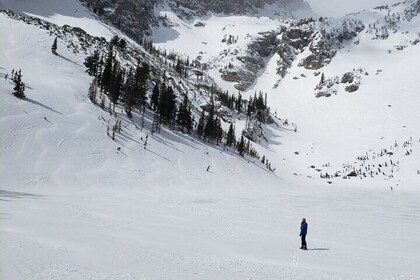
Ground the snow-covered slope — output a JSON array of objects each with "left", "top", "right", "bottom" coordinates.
[
  {"left": 1, "top": 0, "right": 420, "bottom": 279},
  {"left": 152, "top": 0, "right": 420, "bottom": 189},
  {"left": 0, "top": 0, "right": 115, "bottom": 39}
]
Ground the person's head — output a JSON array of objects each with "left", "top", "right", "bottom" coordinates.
[{"left": 302, "top": 218, "right": 306, "bottom": 223}]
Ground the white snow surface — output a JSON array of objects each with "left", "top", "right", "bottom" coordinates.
[{"left": 1, "top": 0, "right": 420, "bottom": 279}]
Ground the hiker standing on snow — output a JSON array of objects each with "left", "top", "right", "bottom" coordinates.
[{"left": 300, "top": 218, "right": 308, "bottom": 250}]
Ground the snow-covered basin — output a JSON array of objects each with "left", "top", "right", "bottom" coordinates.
[
  {"left": 0, "top": 1, "right": 420, "bottom": 279},
  {"left": 1, "top": 182, "right": 420, "bottom": 279}
]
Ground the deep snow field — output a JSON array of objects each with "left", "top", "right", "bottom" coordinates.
[{"left": 1, "top": 0, "right": 420, "bottom": 279}]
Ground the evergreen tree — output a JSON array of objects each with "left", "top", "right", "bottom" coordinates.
[
  {"left": 110, "top": 64, "right": 123, "bottom": 105},
  {"left": 118, "top": 38, "right": 127, "bottom": 50},
  {"left": 177, "top": 94, "right": 193, "bottom": 133},
  {"left": 84, "top": 50, "right": 100, "bottom": 76},
  {"left": 204, "top": 96, "right": 216, "bottom": 141},
  {"left": 264, "top": 92, "right": 267, "bottom": 109},
  {"left": 51, "top": 37, "right": 58, "bottom": 55},
  {"left": 256, "top": 92, "right": 265, "bottom": 110},
  {"left": 214, "top": 117, "right": 223, "bottom": 145},
  {"left": 152, "top": 111, "right": 161, "bottom": 134},
  {"left": 101, "top": 45, "right": 114, "bottom": 93},
  {"left": 226, "top": 123, "right": 236, "bottom": 147},
  {"left": 237, "top": 135, "right": 245, "bottom": 156},
  {"left": 151, "top": 83, "right": 160, "bottom": 111},
  {"left": 196, "top": 110, "right": 206, "bottom": 137},
  {"left": 123, "top": 67, "right": 135, "bottom": 111},
  {"left": 12, "top": 69, "right": 25, "bottom": 99},
  {"left": 133, "top": 63, "right": 149, "bottom": 106},
  {"left": 158, "top": 85, "right": 177, "bottom": 126},
  {"left": 236, "top": 92, "right": 242, "bottom": 112},
  {"left": 88, "top": 77, "right": 98, "bottom": 104},
  {"left": 110, "top": 35, "right": 119, "bottom": 46}
]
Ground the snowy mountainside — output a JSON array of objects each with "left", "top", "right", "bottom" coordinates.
[
  {"left": 0, "top": 0, "right": 284, "bottom": 188},
  {"left": 152, "top": 0, "right": 420, "bottom": 188},
  {"left": 153, "top": 0, "right": 420, "bottom": 93},
  {"left": 1, "top": 0, "right": 420, "bottom": 280},
  {"left": 78, "top": 0, "right": 313, "bottom": 40}
]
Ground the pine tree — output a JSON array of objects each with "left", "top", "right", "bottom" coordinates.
[
  {"left": 110, "top": 35, "right": 119, "bottom": 46},
  {"left": 51, "top": 37, "right": 58, "bottom": 55},
  {"left": 110, "top": 65, "right": 123, "bottom": 105},
  {"left": 236, "top": 92, "right": 242, "bottom": 112},
  {"left": 159, "top": 86, "right": 177, "bottom": 126},
  {"left": 196, "top": 110, "right": 206, "bottom": 137},
  {"left": 256, "top": 92, "right": 265, "bottom": 110},
  {"left": 12, "top": 69, "right": 25, "bottom": 98},
  {"left": 88, "top": 77, "right": 98, "bottom": 104},
  {"left": 177, "top": 94, "right": 193, "bottom": 133},
  {"left": 237, "top": 135, "right": 245, "bottom": 156},
  {"left": 226, "top": 123, "right": 236, "bottom": 147},
  {"left": 84, "top": 50, "right": 100, "bottom": 76},
  {"left": 204, "top": 96, "right": 216, "bottom": 141},
  {"left": 151, "top": 83, "right": 159, "bottom": 111},
  {"left": 123, "top": 67, "right": 135, "bottom": 114},
  {"left": 118, "top": 38, "right": 127, "bottom": 50},
  {"left": 134, "top": 63, "right": 149, "bottom": 107},
  {"left": 152, "top": 111, "right": 161, "bottom": 134},
  {"left": 214, "top": 117, "right": 223, "bottom": 145},
  {"left": 101, "top": 45, "right": 114, "bottom": 93}
]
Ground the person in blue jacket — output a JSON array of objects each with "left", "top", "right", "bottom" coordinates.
[{"left": 300, "top": 218, "right": 308, "bottom": 250}]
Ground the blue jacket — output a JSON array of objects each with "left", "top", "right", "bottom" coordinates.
[{"left": 300, "top": 222, "right": 308, "bottom": 236}]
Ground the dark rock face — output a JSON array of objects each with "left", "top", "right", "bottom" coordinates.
[
  {"left": 249, "top": 32, "right": 279, "bottom": 58},
  {"left": 341, "top": 72, "right": 354, "bottom": 84},
  {"left": 82, "top": 0, "right": 312, "bottom": 42},
  {"left": 170, "top": 0, "right": 311, "bottom": 16},
  {"left": 276, "top": 41, "right": 295, "bottom": 77},
  {"left": 194, "top": 21, "right": 205, "bottom": 27},
  {"left": 347, "top": 171, "right": 357, "bottom": 177},
  {"left": 221, "top": 31, "right": 279, "bottom": 91},
  {"left": 82, "top": 0, "right": 158, "bottom": 39},
  {"left": 284, "top": 28, "right": 313, "bottom": 50},
  {"left": 72, "top": 27, "right": 87, "bottom": 35},
  {"left": 345, "top": 84, "right": 359, "bottom": 93},
  {"left": 221, "top": 72, "right": 241, "bottom": 83}
]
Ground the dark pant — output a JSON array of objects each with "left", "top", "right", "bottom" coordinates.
[{"left": 301, "top": 234, "right": 307, "bottom": 249}]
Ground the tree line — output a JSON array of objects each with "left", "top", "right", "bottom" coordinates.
[{"left": 83, "top": 37, "right": 276, "bottom": 172}]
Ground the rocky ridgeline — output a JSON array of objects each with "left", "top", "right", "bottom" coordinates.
[
  {"left": 81, "top": 0, "right": 158, "bottom": 39},
  {"left": 220, "top": 17, "right": 365, "bottom": 91},
  {"left": 0, "top": 9, "right": 109, "bottom": 55},
  {"left": 366, "top": 0, "right": 420, "bottom": 40},
  {"left": 219, "top": 31, "right": 279, "bottom": 91},
  {"left": 219, "top": 1, "right": 420, "bottom": 92},
  {"left": 81, "top": 0, "right": 311, "bottom": 41},
  {"left": 167, "top": 0, "right": 311, "bottom": 17}
]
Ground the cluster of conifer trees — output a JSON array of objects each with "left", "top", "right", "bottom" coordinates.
[
  {"left": 83, "top": 37, "right": 275, "bottom": 171},
  {"left": 217, "top": 90, "right": 268, "bottom": 118}
]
